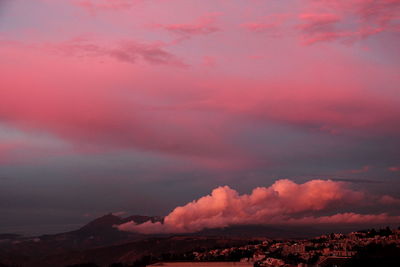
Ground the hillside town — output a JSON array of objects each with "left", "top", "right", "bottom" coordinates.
[
  {"left": 2, "top": 227, "right": 400, "bottom": 267},
  {"left": 148, "top": 227, "right": 400, "bottom": 267}
]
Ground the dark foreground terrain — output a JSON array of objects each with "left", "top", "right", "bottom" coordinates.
[{"left": 1, "top": 214, "right": 399, "bottom": 267}]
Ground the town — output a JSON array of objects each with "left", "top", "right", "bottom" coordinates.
[{"left": 146, "top": 227, "right": 400, "bottom": 267}]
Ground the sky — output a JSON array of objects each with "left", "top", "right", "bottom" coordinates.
[{"left": 0, "top": 0, "right": 399, "bottom": 236}]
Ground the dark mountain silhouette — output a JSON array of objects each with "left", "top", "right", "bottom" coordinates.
[
  {"left": 63, "top": 214, "right": 162, "bottom": 247},
  {"left": 0, "top": 214, "right": 162, "bottom": 267},
  {"left": 77, "top": 214, "right": 160, "bottom": 235}
]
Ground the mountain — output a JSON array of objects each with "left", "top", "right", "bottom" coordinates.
[
  {"left": 62, "top": 214, "right": 162, "bottom": 247},
  {"left": 0, "top": 214, "right": 162, "bottom": 267},
  {"left": 0, "top": 212, "right": 250, "bottom": 267},
  {"left": 34, "top": 214, "right": 162, "bottom": 250},
  {"left": 77, "top": 214, "right": 160, "bottom": 235}
]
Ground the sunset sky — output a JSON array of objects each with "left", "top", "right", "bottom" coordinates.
[{"left": 0, "top": 0, "right": 400, "bottom": 235}]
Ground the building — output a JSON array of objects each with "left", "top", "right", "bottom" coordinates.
[{"left": 147, "top": 262, "right": 254, "bottom": 267}]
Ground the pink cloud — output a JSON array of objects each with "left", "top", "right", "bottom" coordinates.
[
  {"left": 297, "top": 13, "right": 348, "bottom": 44},
  {"left": 115, "top": 179, "right": 400, "bottom": 234},
  {"left": 241, "top": 14, "right": 289, "bottom": 37},
  {"left": 299, "top": 13, "right": 341, "bottom": 31},
  {"left": 202, "top": 56, "right": 217, "bottom": 67},
  {"left": 241, "top": 22, "right": 277, "bottom": 33},
  {"left": 192, "top": 72, "right": 400, "bottom": 136},
  {"left": 379, "top": 195, "right": 400, "bottom": 205},
  {"left": 52, "top": 38, "right": 186, "bottom": 67},
  {"left": 347, "top": 165, "right": 371, "bottom": 174},
  {"left": 1, "top": 0, "right": 399, "bottom": 171},
  {"left": 298, "top": 0, "right": 400, "bottom": 44},
  {"left": 349, "top": 0, "right": 400, "bottom": 27},
  {"left": 388, "top": 166, "right": 400, "bottom": 172},
  {"left": 1, "top": 37, "right": 399, "bottom": 171},
  {"left": 73, "top": 0, "right": 134, "bottom": 13},
  {"left": 157, "top": 15, "right": 220, "bottom": 40},
  {"left": 0, "top": 42, "right": 256, "bottom": 169}
]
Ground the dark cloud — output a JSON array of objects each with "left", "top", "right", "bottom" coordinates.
[
  {"left": 53, "top": 38, "right": 186, "bottom": 67},
  {"left": 330, "top": 178, "right": 383, "bottom": 184}
]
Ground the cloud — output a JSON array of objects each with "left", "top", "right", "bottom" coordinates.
[
  {"left": 0, "top": 42, "right": 252, "bottom": 169},
  {"left": 157, "top": 14, "right": 220, "bottom": 40},
  {"left": 298, "top": 13, "right": 345, "bottom": 44},
  {"left": 241, "top": 14, "right": 289, "bottom": 37},
  {"left": 379, "top": 195, "right": 400, "bottom": 205},
  {"left": 193, "top": 74, "right": 400, "bottom": 136},
  {"left": 289, "top": 212, "right": 399, "bottom": 224},
  {"left": 344, "top": 0, "right": 400, "bottom": 27},
  {"left": 116, "top": 179, "right": 400, "bottom": 234},
  {"left": 53, "top": 38, "right": 186, "bottom": 67},
  {"left": 330, "top": 178, "right": 382, "bottom": 184},
  {"left": 347, "top": 165, "right": 371, "bottom": 174},
  {"left": 1, "top": 1, "right": 400, "bottom": 171},
  {"left": 112, "top": 211, "right": 128, "bottom": 217},
  {"left": 73, "top": 0, "right": 134, "bottom": 13},
  {"left": 388, "top": 166, "right": 400, "bottom": 172},
  {"left": 298, "top": 0, "right": 400, "bottom": 44},
  {"left": 1, "top": 35, "right": 399, "bottom": 172},
  {"left": 241, "top": 22, "right": 277, "bottom": 33}
]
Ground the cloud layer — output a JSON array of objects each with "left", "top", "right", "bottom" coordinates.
[{"left": 117, "top": 179, "right": 400, "bottom": 234}]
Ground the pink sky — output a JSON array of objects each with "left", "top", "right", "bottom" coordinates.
[{"left": 0, "top": 0, "right": 399, "bottom": 234}]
